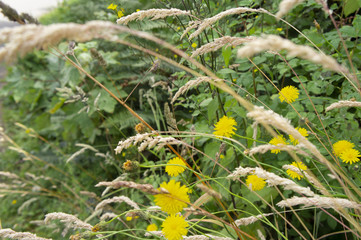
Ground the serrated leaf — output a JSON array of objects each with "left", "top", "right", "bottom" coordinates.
[{"left": 344, "top": 0, "right": 361, "bottom": 16}]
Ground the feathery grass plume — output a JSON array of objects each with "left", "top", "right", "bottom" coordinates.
[
  {"left": 180, "top": 20, "right": 201, "bottom": 39},
  {"left": 277, "top": 196, "right": 361, "bottom": 209},
  {"left": 227, "top": 166, "right": 315, "bottom": 196},
  {"left": 172, "top": 77, "right": 211, "bottom": 104},
  {"left": 248, "top": 144, "right": 309, "bottom": 156},
  {"left": 188, "top": 7, "right": 269, "bottom": 40},
  {"left": 326, "top": 100, "right": 361, "bottom": 111},
  {"left": 183, "top": 235, "right": 233, "bottom": 240},
  {"left": 17, "top": 197, "right": 38, "bottom": 214},
  {"left": 275, "top": 0, "right": 305, "bottom": 19},
  {"left": 0, "top": 1, "right": 38, "bottom": 24},
  {"left": 117, "top": 8, "right": 193, "bottom": 25},
  {"left": 66, "top": 143, "right": 99, "bottom": 163},
  {"left": 114, "top": 132, "right": 181, "bottom": 154},
  {"left": 191, "top": 36, "right": 255, "bottom": 57},
  {"left": 95, "top": 196, "right": 140, "bottom": 211},
  {"left": 235, "top": 213, "right": 273, "bottom": 226},
  {"left": 100, "top": 212, "right": 120, "bottom": 221},
  {"left": 0, "top": 21, "right": 119, "bottom": 63},
  {"left": 44, "top": 212, "right": 92, "bottom": 230},
  {"left": 196, "top": 184, "right": 222, "bottom": 199},
  {"left": 237, "top": 35, "right": 347, "bottom": 73},
  {"left": 0, "top": 229, "right": 50, "bottom": 240},
  {"left": 144, "top": 231, "right": 163, "bottom": 237},
  {"left": 257, "top": 230, "right": 266, "bottom": 240},
  {"left": 0, "top": 171, "right": 19, "bottom": 179},
  {"left": 96, "top": 180, "right": 168, "bottom": 195}
]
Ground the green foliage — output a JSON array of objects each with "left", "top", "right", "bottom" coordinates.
[{"left": 1, "top": 0, "right": 361, "bottom": 239}]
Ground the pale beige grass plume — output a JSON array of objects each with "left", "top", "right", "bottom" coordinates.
[
  {"left": 248, "top": 143, "right": 309, "bottom": 156},
  {"left": 275, "top": 0, "right": 305, "bottom": 19},
  {"left": 95, "top": 196, "right": 140, "bottom": 211},
  {"left": 44, "top": 212, "right": 92, "bottom": 230},
  {"left": 117, "top": 8, "right": 193, "bottom": 25},
  {"left": 187, "top": 7, "right": 269, "bottom": 40},
  {"left": 277, "top": 196, "right": 361, "bottom": 209},
  {"left": 191, "top": 36, "right": 255, "bottom": 57},
  {"left": 0, "top": 21, "right": 119, "bottom": 63},
  {"left": 234, "top": 213, "right": 273, "bottom": 226},
  {"left": 237, "top": 35, "right": 347, "bottom": 74},
  {"left": 96, "top": 180, "right": 168, "bottom": 195},
  {"left": 172, "top": 77, "right": 211, "bottom": 103},
  {"left": 0, "top": 229, "right": 51, "bottom": 240},
  {"left": 326, "top": 100, "right": 361, "bottom": 111}
]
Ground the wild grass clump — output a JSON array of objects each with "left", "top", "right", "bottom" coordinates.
[{"left": 0, "top": 0, "right": 360, "bottom": 239}]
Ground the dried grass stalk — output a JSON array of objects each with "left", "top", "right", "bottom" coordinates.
[
  {"left": 0, "top": 229, "right": 50, "bottom": 240},
  {"left": 227, "top": 166, "right": 315, "bottom": 197},
  {"left": 114, "top": 132, "right": 181, "bottom": 154},
  {"left": 237, "top": 35, "right": 347, "bottom": 73},
  {"left": 277, "top": 196, "right": 361, "bottom": 209},
  {"left": 96, "top": 180, "right": 168, "bottom": 195},
  {"left": 95, "top": 196, "right": 140, "bottom": 211},
  {"left": 326, "top": 100, "right": 361, "bottom": 111},
  {"left": 144, "top": 231, "right": 163, "bottom": 237},
  {"left": 235, "top": 213, "right": 273, "bottom": 226},
  {"left": 188, "top": 7, "right": 269, "bottom": 40},
  {"left": 191, "top": 36, "right": 255, "bottom": 57},
  {"left": 117, "top": 8, "right": 193, "bottom": 25},
  {"left": 0, "top": 171, "right": 19, "bottom": 179},
  {"left": 0, "top": 21, "right": 119, "bottom": 63},
  {"left": 275, "top": 0, "right": 305, "bottom": 18},
  {"left": 196, "top": 184, "right": 222, "bottom": 199},
  {"left": 248, "top": 144, "right": 309, "bottom": 156},
  {"left": 172, "top": 77, "right": 211, "bottom": 103},
  {"left": 44, "top": 212, "right": 92, "bottom": 230}
]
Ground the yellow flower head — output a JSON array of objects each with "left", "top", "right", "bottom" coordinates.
[
  {"left": 340, "top": 148, "right": 361, "bottom": 165},
  {"left": 279, "top": 85, "right": 299, "bottom": 103},
  {"left": 246, "top": 175, "right": 266, "bottom": 191},
  {"left": 286, "top": 161, "right": 307, "bottom": 180},
  {"left": 147, "top": 223, "right": 158, "bottom": 231},
  {"left": 333, "top": 140, "right": 354, "bottom": 157},
  {"left": 107, "top": 3, "right": 117, "bottom": 10},
  {"left": 162, "top": 214, "right": 189, "bottom": 240},
  {"left": 126, "top": 216, "right": 132, "bottom": 221},
  {"left": 117, "top": 10, "right": 124, "bottom": 18},
  {"left": 276, "top": 28, "right": 283, "bottom": 31},
  {"left": 154, "top": 180, "right": 190, "bottom": 214},
  {"left": 213, "top": 115, "right": 237, "bottom": 138},
  {"left": 269, "top": 135, "right": 287, "bottom": 154},
  {"left": 165, "top": 157, "right": 186, "bottom": 177},
  {"left": 289, "top": 127, "right": 308, "bottom": 145},
  {"left": 191, "top": 42, "right": 197, "bottom": 48}
]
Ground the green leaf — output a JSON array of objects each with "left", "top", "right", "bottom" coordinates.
[
  {"left": 344, "top": 0, "right": 361, "bottom": 16},
  {"left": 222, "top": 46, "right": 232, "bottom": 67},
  {"left": 207, "top": 99, "right": 219, "bottom": 122}
]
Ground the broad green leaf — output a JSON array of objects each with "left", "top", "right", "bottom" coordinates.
[
  {"left": 222, "top": 46, "right": 232, "bottom": 67},
  {"left": 344, "top": 0, "right": 361, "bottom": 16}
]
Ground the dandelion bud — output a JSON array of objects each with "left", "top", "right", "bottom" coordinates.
[
  {"left": 91, "top": 221, "right": 106, "bottom": 232},
  {"left": 135, "top": 123, "right": 147, "bottom": 133},
  {"left": 122, "top": 160, "right": 139, "bottom": 171}
]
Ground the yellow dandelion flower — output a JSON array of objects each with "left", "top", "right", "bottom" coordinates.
[
  {"left": 162, "top": 215, "right": 189, "bottom": 240},
  {"left": 107, "top": 3, "right": 117, "bottom": 10},
  {"left": 269, "top": 135, "right": 287, "bottom": 154},
  {"left": 126, "top": 216, "right": 132, "bottom": 221},
  {"left": 191, "top": 42, "right": 197, "bottom": 48},
  {"left": 136, "top": 9, "right": 140, "bottom": 12},
  {"left": 246, "top": 175, "right": 266, "bottom": 191},
  {"left": 340, "top": 148, "right": 361, "bottom": 165},
  {"left": 289, "top": 127, "right": 308, "bottom": 145},
  {"left": 287, "top": 161, "right": 307, "bottom": 180},
  {"left": 11, "top": 199, "right": 17, "bottom": 205},
  {"left": 276, "top": 28, "right": 283, "bottom": 31},
  {"left": 213, "top": 115, "right": 237, "bottom": 138},
  {"left": 165, "top": 157, "right": 186, "bottom": 177},
  {"left": 154, "top": 180, "right": 190, "bottom": 214},
  {"left": 279, "top": 85, "right": 299, "bottom": 103},
  {"left": 117, "top": 10, "right": 124, "bottom": 18},
  {"left": 333, "top": 140, "right": 354, "bottom": 157},
  {"left": 147, "top": 223, "right": 158, "bottom": 231}
]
